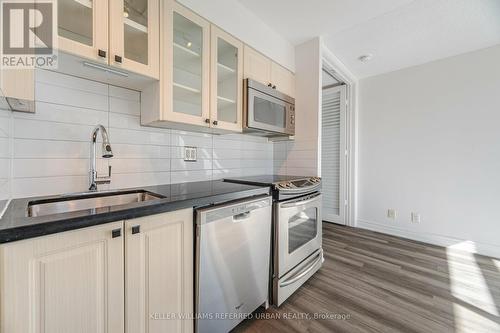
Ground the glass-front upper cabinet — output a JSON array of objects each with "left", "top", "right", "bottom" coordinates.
[
  {"left": 210, "top": 26, "right": 243, "bottom": 132},
  {"left": 162, "top": 1, "right": 210, "bottom": 127},
  {"left": 57, "top": 0, "right": 108, "bottom": 62},
  {"left": 109, "top": 0, "right": 159, "bottom": 78}
]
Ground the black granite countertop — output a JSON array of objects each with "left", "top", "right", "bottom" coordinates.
[{"left": 0, "top": 180, "right": 270, "bottom": 244}]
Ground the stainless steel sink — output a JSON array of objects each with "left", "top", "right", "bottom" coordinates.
[{"left": 27, "top": 190, "right": 165, "bottom": 217}]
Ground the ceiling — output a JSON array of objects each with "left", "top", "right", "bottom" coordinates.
[{"left": 236, "top": 0, "right": 500, "bottom": 78}]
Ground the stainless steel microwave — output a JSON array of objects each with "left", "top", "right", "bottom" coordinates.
[{"left": 244, "top": 79, "right": 295, "bottom": 136}]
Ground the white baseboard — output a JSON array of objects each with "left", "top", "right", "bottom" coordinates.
[{"left": 356, "top": 219, "right": 500, "bottom": 259}]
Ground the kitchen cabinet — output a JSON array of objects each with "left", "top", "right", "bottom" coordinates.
[
  {"left": 57, "top": 0, "right": 159, "bottom": 78},
  {"left": 243, "top": 45, "right": 272, "bottom": 87},
  {"left": 143, "top": 1, "right": 244, "bottom": 133},
  {"left": 0, "top": 68, "right": 35, "bottom": 112},
  {"left": 0, "top": 208, "right": 193, "bottom": 333},
  {"left": 142, "top": 0, "right": 210, "bottom": 129},
  {"left": 210, "top": 26, "right": 244, "bottom": 132},
  {"left": 271, "top": 62, "right": 295, "bottom": 98},
  {"left": 243, "top": 46, "right": 295, "bottom": 98},
  {"left": 0, "top": 221, "right": 125, "bottom": 333},
  {"left": 125, "top": 208, "right": 194, "bottom": 333}
]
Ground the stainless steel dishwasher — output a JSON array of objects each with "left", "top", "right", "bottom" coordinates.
[{"left": 195, "top": 196, "right": 272, "bottom": 333}]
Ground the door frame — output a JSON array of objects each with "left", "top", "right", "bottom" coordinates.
[{"left": 321, "top": 44, "right": 358, "bottom": 227}]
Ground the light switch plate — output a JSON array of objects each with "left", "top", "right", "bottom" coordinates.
[{"left": 184, "top": 146, "right": 197, "bottom": 162}]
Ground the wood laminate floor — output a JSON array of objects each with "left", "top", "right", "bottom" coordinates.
[{"left": 234, "top": 222, "right": 500, "bottom": 333}]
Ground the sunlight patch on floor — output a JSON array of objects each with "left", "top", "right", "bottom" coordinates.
[
  {"left": 446, "top": 244, "right": 499, "bottom": 319},
  {"left": 452, "top": 303, "right": 500, "bottom": 332}
]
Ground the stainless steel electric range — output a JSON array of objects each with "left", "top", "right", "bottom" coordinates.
[{"left": 224, "top": 175, "right": 323, "bottom": 306}]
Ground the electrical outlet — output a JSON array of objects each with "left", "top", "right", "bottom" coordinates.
[
  {"left": 184, "top": 146, "right": 197, "bottom": 162},
  {"left": 387, "top": 209, "right": 397, "bottom": 219},
  {"left": 411, "top": 212, "right": 421, "bottom": 223}
]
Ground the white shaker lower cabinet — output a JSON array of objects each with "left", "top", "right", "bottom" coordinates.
[
  {"left": 0, "top": 221, "right": 125, "bottom": 333},
  {"left": 125, "top": 208, "right": 194, "bottom": 333},
  {"left": 0, "top": 208, "right": 194, "bottom": 333}
]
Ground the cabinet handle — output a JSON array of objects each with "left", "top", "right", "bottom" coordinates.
[
  {"left": 212, "top": 120, "right": 218, "bottom": 126},
  {"left": 267, "top": 83, "right": 272, "bottom": 87},
  {"left": 114, "top": 55, "right": 122, "bottom": 63},
  {"left": 205, "top": 118, "right": 210, "bottom": 124},
  {"left": 272, "top": 85, "right": 276, "bottom": 89},
  {"left": 98, "top": 49, "right": 107, "bottom": 58},
  {"left": 112, "top": 228, "right": 121, "bottom": 238},
  {"left": 132, "top": 225, "right": 141, "bottom": 234}
]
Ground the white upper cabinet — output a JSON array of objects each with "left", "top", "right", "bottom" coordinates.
[
  {"left": 57, "top": 0, "right": 159, "bottom": 79},
  {"left": 159, "top": 0, "right": 211, "bottom": 128},
  {"left": 57, "top": 0, "right": 109, "bottom": 63},
  {"left": 271, "top": 62, "right": 295, "bottom": 98},
  {"left": 143, "top": 1, "right": 245, "bottom": 133},
  {"left": 244, "top": 46, "right": 295, "bottom": 98},
  {"left": 210, "top": 26, "right": 244, "bottom": 132},
  {"left": 109, "top": 0, "right": 160, "bottom": 78},
  {"left": 244, "top": 45, "right": 272, "bottom": 86}
]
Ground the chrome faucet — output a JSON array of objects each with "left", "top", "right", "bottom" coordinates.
[{"left": 89, "top": 125, "right": 113, "bottom": 191}]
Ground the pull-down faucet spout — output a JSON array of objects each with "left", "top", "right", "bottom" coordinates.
[{"left": 89, "top": 125, "right": 113, "bottom": 191}]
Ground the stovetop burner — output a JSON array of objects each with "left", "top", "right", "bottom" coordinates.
[{"left": 224, "top": 175, "right": 321, "bottom": 199}]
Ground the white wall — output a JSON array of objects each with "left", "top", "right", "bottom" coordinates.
[
  {"left": 274, "top": 38, "right": 322, "bottom": 176},
  {"left": 357, "top": 44, "right": 500, "bottom": 257},
  {"left": 177, "top": 0, "right": 295, "bottom": 71},
  {"left": 0, "top": 70, "right": 273, "bottom": 199}
]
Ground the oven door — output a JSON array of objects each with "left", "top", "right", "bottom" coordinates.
[
  {"left": 247, "top": 88, "right": 294, "bottom": 135},
  {"left": 276, "top": 193, "right": 322, "bottom": 278}
]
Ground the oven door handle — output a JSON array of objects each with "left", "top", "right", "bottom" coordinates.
[
  {"left": 280, "top": 249, "right": 323, "bottom": 287},
  {"left": 280, "top": 193, "right": 321, "bottom": 208}
]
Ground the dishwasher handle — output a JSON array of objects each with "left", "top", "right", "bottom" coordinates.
[
  {"left": 197, "top": 196, "right": 271, "bottom": 225},
  {"left": 233, "top": 211, "right": 251, "bottom": 221}
]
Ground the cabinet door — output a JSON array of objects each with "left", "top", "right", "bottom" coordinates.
[
  {"left": 109, "top": 0, "right": 160, "bottom": 79},
  {"left": 0, "top": 222, "right": 124, "bottom": 333},
  {"left": 244, "top": 45, "right": 271, "bottom": 86},
  {"left": 210, "top": 26, "right": 243, "bottom": 132},
  {"left": 57, "top": 0, "right": 108, "bottom": 62},
  {"left": 161, "top": 1, "right": 210, "bottom": 127},
  {"left": 125, "top": 208, "right": 193, "bottom": 333},
  {"left": 271, "top": 62, "right": 295, "bottom": 98}
]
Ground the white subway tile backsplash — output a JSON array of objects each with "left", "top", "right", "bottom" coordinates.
[
  {"left": 111, "top": 144, "right": 170, "bottom": 159},
  {"left": 3, "top": 71, "right": 274, "bottom": 198},
  {"left": 36, "top": 69, "right": 108, "bottom": 95},
  {"left": 12, "top": 176, "right": 89, "bottom": 198},
  {"left": 109, "top": 128, "right": 171, "bottom": 146},
  {"left": 12, "top": 158, "right": 108, "bottom": 178},
  {"left": 14, "top": 118, "right": 95, "bottom": 141},
  {"left": 170, "top": 170, "right": 212, "bottom": 184},
  {"left": 171, "top": 132, "right": 213, "bottom": 148},
  {"left": 110, "top": 159, "right": 170, "bottom": 174},
  {"left": 111, "top": 172, "right": 171, "bottom": 189},
  {"left": 109, "top": 96, "right": 140, "bottom": 116},
  {"left": 13, "top": 139, "right": 88, "bottom": 159},
  {"left": 15, "top": 102, "right": 108, "bottom": 126},
  {"left": 36, "top": 83, "right": 108, "bottom": 111},
  {"left": 0, "top": 139, "right": 10, "bottom": 158},
  {"left": 171, "top": 159, "right": 211, "bottom": 171},
  {"left": 109, "top": 85, "right": 140, "bottom": 101}
]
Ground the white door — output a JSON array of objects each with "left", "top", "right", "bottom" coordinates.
[{"left": 321, "top": 85, "right": 347, "bottom": 224}]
